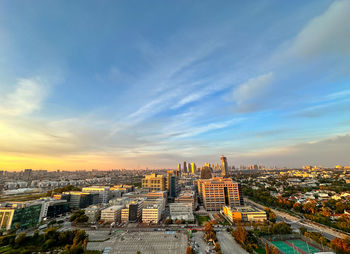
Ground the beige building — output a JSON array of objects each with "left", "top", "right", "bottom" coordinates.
[
  {"left": 121, "top": 198, "right": 144, "bottom": 222},
  {"left": 142, "top": 174, "right": 166, "bottom": 191},
  {"left": 101, "top": 205, "right": 123, "bottom": 223},
  {"left": 142, "top": 204, "right": 162, "bottom": 224},
  {"left": 198, "top": 177, "right": 244, "bottom": 211},
  {"left": 223, "top": 206, "right": 267, "bottom": 222}
]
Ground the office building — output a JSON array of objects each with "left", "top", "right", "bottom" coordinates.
[
  {"left": 221, "top": 155, "right": 228, "bottom": 177},
  {"left": 0, "top": 202, "right": 42, "bottom": 230},
  {"left": 190, "top": 162, "right": 196, "bottom": 174},
  {"left": 142, "top": 174, "right": 166, "bottom": 191},
  {"left": 61, "top": 191, "right": 98, "bottom": 209},
  {"left": 121, "top": 198, "right": 144, "bottom": 222},
  {"left": 101, "top": 205, "right": 123, "bottom": 223},
  {"left": 166, "top": 171, "right": 179, "bottom": 198},
  {"left": 169, "top": 203, "right": 194, "bottom": 222},
  {"left": 183, "top": 161, "right": 187, "bottom": 173},
  {"left": 142, "top": 204, "right": 162, "bottom": 224},
  {"left": 82, "top": 186, "right": 110, "bottom": 203},
  {"left": 223, "top": 206, "right": 267, "bottom": 222},
  {"left": 85, "top": 205, "right": 103, "bottom": 223},
  {"left": 197, "top": 177, "right": 244, "bottom": 211}
]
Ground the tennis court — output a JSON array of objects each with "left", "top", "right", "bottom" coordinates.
[
  {"left": 271, "top": 239, "right": 322, "bottom": 254},
  {"left": 271, "top": 241, "right": 299, "bottom": 254},
  {"left": 287, "top": 239, "right": 321, "bottom": 254}
]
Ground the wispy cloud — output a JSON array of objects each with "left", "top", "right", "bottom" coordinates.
[
  {"left": 0, "top": 78, "right": 48, "bottom": 116},
  {"left": 286, "top": 0, "right": 350, "bottom": 58}
]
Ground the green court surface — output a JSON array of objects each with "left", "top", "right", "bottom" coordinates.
[
  {"left": 271, "top": 241, "right": 299, "bottom": 254},
  {"left": 287, "top": 239, "right": 321, "bottom": 254}
]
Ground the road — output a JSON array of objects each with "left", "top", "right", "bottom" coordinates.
[
  {"left": 246, "top": 199, "right": 348, "bottom": 240},
  {"left": 216, "top": 231, "right": 248, "bottom": 254}
]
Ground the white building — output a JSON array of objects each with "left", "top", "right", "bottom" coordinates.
[
  {"left": 101, "top": 205, "right": 123, "bottom": 223},
  {"left": 85, "top": 205, "right": 103, "bottom": 223},
  {"left": 169, "top": 203, "right": 194, "bottom": 222}
]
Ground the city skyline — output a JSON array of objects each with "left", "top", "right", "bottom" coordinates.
[{"left": 1, "top": 0, "right": 350, "bottom": 170}]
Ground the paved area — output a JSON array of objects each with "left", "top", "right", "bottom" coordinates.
[
  {"left": 87, "top": 231, "right": 187, "bottom": 254},
  {"left": 191, "top": 231, "right": 210, "bottom": 254},
  {"left": 216, "top": 231, "right": 248, "bottom": 254}
]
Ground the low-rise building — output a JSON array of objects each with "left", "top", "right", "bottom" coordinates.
[
  {"left": 175, "top": 190, "right": 196, "bottom": 209},
  {"left": 82, "top": 186, "right": 110, "bottom": 203},
  {"left": 0, "top": 201, "right": 42, "bottom": 230},
  {"left": 101, "top": 205, "right": 123, "bottom": 223},
  {"left": 85, "top": 205, "right": 103, "bottom": 223},
  {"left": 142, "top": 204, "right": 162, "bottom": 224},
  {"left": 169, "top": 203, "right": 194, "bottom": 222},
  {"left": 121, "top": 198, "right": 144, "bottom": 222},
  {"left": 223, "top": 206, "right": 267, "bottom": 222}
]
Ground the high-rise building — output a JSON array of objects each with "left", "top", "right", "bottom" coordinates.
[
  {"left": 183, "top": 161, "right": 187, "bottom": 173},
  {"left": 166, "top": 171, "right": 179, "bottom": 198},
  {"left": 142, "top": 173, "right": 166, "bottom": 191},
  {"left": 197, "top": 177, "right": 244, "bottom": 211},
  {"left": 190, "top": 162, "right": 196, "bottom": 174},
  {"left": 200, "top": 165, "right": 212, "bottom": 179},
  {"left": 177, "top": 163, "right": 181, "bottom": 173},
  {"left": 221, "top": 155, "right": 228, "bottom": 177}
]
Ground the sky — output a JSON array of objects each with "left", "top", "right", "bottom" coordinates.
[{"left": 0, "top": 0, "right": 349, "bottom": 170}]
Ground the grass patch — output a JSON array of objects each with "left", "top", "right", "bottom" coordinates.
[
  {"left": 196, "top": 215, "right": 210, "bottom": 225},
  {"left": 0, "top": 246, "right": 12, "bottom": 254}
]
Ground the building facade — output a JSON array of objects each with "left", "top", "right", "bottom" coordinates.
[
  {"left": 142, "top": 174, "right": 166, "bottom": 191},
  {"left": 223, "top": 206, "right": 267, "bottom": 222},
  {"left": 198, "top": 177, "right": 244, "bottom": 211}
]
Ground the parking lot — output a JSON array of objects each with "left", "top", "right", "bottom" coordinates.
[
  {"left": 216, "top": 231, "right": 248, "bottom": 254},
  {"left": 87, "top": 231, "right": 187, "bottom": 254}
]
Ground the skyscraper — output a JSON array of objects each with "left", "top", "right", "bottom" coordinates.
[
  {"left": 183, "top": 161, "right": 187, "bottom": 173},
  {"left": 190, "top": 162, "right": 196, "bottom": 174},
  {"left": 221, "top": 155, "right": 228, "bottom": 177}
]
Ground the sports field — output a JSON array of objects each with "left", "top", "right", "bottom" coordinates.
[
  {"left": 271, "top": 241, "right": 297, "bottom": 254},
  {"left": 271, "top": 239, "right": 322, "bottom": 254}
]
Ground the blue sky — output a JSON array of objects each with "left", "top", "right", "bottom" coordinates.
[{"left": 0, "top": 0, "right": 349, "bottom": 170}]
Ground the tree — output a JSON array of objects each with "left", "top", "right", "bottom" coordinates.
[
  {"left": 214, "top": 242, "right": 221, "bottom": 251},
  {"left": 330, "top": 237, "right": 350, "bottom": 254},
  {"left": 299, "top": 227, "right": 307, "bottom": 235},
  {"left": 14, "top": 233, "right": 27, "bottom": 247},
  {"left": 186, "top": 246, "right": 194, "bottom": 254},
  {"left": 293, "top": 202, "right": 302, "bottom": 212}
]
